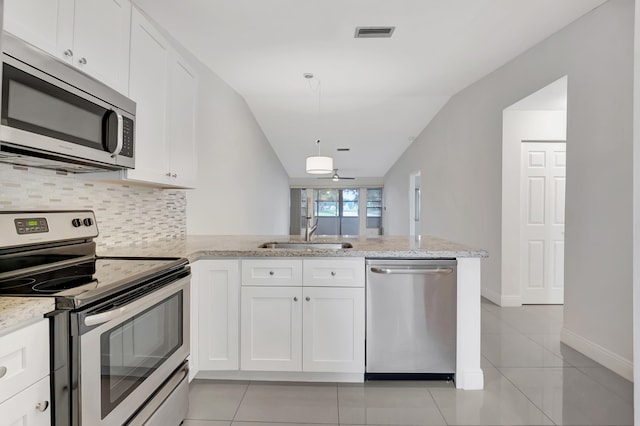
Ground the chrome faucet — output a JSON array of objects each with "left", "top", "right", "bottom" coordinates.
[{"left": 304, "top": 195, "right": 317, "bottom": 241}]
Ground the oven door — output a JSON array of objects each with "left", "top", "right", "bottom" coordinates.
[{"left": 77, "top": 275, "right": 189, "bottom": 426}]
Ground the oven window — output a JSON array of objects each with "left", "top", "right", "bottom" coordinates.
[{"left": 100, "top": 292, "right": 183, "bottom": 419}]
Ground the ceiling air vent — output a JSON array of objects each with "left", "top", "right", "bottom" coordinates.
[{"left": 354, "top": 26, "right": 395, "bottom": 38}]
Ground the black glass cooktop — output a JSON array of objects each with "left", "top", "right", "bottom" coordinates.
[{"left": 0, "top": 256, "right": 187, "bottom": 303}]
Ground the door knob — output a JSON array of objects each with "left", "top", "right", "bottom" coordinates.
[
  {"left": 293, "top": 297, "right": 298, "bottom": 302},
  {"left": 305, "top": 297, "right": 310, "bottom": 301},
  {"left": 330, "top": 271, "right": 336, "bottom": 276},
  {"left": 0, "top": 366, "right": 6, "bottom": 378},
  {"left": 63, "top": 49, "right": 73, "bottom": 57},
  {"left": 78, "top": 57, "right": 87, "bottom": 65}
]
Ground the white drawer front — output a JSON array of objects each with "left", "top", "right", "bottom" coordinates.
[
  {"left": 242, "top": 259, "right": 302, "bottom": 286},
  {"left": 0, "top": 376, "right": 51, "bottom": 426},
  {"left": 0, "top": 319, "right": 49, "bottom": 404},
  {"left": 303, "top": 258, "right": 365, "bottom": 287}
]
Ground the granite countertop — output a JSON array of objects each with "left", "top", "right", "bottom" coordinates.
[
  {"left": 0, "top": 235, "right": 487, "bottom": 332},
  {"left": 0, "top": 297, "right": 55, "bottom": 335},
  {"left": 98, "top": 235, "right": 489, "bottom": 261}
]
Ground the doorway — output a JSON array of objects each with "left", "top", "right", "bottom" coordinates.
[{"left": 500, "top": 76, "right": 568, "bottom": 306}]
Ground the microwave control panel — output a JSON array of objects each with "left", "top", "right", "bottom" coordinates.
[{"left": 120, "top": 117, "right": 134, "bottom": 158}]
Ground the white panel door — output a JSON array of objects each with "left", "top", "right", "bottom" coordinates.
[
  {"left": 197, "top": 260, "right": 240, "bottom": 371},
  {"left": 520, "top": 142, "right": 566, "bottom": 304},
  {"left": 302, "top": 287, "right": 364, "bottom": 373},
  {"left": 127, "top": 8, "right": 171, "bottom": 185},
  {"left": 73, "top": 0, "right": 131, "bottom": 93},
  {"left": 4, "top": 0, "right": 74, "bottom": 62},
  {"left": 240, "top": 286, "right": 302, "bottom": 371}
]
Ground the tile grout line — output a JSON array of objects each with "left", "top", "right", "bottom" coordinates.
[
  {"left": 427, "top": 387, "right": 450, "bottom": 426},
  {"left": 490, "top": 317, "right": 558, "bottom": 426},
  {"left": 230, "top": 381, "right": 251, "bottom": 423}
]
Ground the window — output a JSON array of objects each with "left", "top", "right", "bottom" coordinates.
[{"left": 366, "top": 188, "right": 383, "bottom": 229}]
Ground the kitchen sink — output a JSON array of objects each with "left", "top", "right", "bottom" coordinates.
[{"left": 258, "top": 242, "right": 353, "bottom": 250}]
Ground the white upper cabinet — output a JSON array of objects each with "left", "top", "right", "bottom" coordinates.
[
  {"left": 5, "top": 0, "right": 131, "bottom": 94},
  {"left": 165, "top": 53, "right": 198, "bottom": 188},
  {"left": 126, "top": 8, "right": 171, "bottom": 185},
  {"left": 72, "top": 0, "right": 131, "bottom": 93},
  {"left": 124, "top": 8, "right": 198, "bottom": 189}
]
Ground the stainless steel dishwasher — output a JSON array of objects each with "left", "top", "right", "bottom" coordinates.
[{"left": 365, "top": 259, "right": 456, "bottom": 380}]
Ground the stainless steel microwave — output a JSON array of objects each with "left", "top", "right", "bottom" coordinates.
[{"left": 0, "top": 33, "right": 136, "bottom": 172}]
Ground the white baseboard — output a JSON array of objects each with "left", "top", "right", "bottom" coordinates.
[
  {"left": 561, "top": 327, "right": 633, "bottom": 381},
  {"left": 481, "top": 288, "right": 522, "bottom": 307},
  {"left": 481, "top": 288, "right": 501, "bottom": 305}
]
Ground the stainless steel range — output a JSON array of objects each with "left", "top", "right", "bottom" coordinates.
[{"left": 0, "top": 210, "right": 190, "bottom": 426}]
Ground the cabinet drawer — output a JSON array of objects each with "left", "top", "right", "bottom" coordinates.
[
  {"left": 0, "top": 319, "right": 50, "bottom": 404},
  {"left": 303, "top": 258, "right": 365, "bottom": 287},
  {"left": 0, "top": 376, "right": 51, "bottom": 426},
  {"left": 242, "top": 259, "right": 302, "bottom": 286}
]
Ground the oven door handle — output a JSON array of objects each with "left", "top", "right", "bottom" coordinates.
[{"left": 84, "top": 306, "right": 128, "bottom": 327}]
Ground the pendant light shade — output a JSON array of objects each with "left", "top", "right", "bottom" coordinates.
[
  {"left": 306, "top": 155, "right": 333, "bottom": 174},
  {"left": 304, "top": 74, "right": 334, "bottom": 175}
]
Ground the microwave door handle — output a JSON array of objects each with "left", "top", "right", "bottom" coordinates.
[
  {"left": 84, "top": 306, "right": 127, "bottom": 326},
  {"left": 110, "top": 112, "right": 124, "bottom": 158}
]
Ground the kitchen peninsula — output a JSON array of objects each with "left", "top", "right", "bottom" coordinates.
[
  {"left": 104, "top": 235, "right": 487, "bottom": 390},
  {"left": 0, "top": 235, "right": 487, "bottom": 391}
]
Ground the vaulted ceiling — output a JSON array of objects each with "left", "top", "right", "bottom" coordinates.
[{"left": 133, "top": 0, "right": 605, "bottom": 178}]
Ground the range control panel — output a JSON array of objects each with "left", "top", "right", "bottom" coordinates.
[
  {"left": 14, "top": 218, "right": 48, "bottom": 234},
  {"left": 1, "top": 211, "right": 99, "bottom": 249}
]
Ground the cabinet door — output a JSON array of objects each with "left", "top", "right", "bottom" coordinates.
[
  {"left": 196, "top": 260, "right": 240, "bottom": 371},
  {"left": 166, "top": 52, "right": 198, "bottom": 188},
  {"left": 73, "top": 0, "right": 131, "bottom": 93},
  {"left": 241, "top": 286, "right": 302, "bottom": 371},
  {"left": 302, "top": 287, "right": 365, "bottom": 373},
  {"left": 0, "top": 319, "right": 49, "bottom": 404},
  {"left": 0, "top": 376, "right": 51, "bottom": 426},
  {"left": 126, "top": 8, "right": 171, "bottom": 185},
  {"left": 4, "top": 0, "right": 74, "bottom": 61}
]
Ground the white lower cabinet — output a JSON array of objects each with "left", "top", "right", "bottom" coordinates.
[
  {"left": 302, "top": 286, "right": 365, "bottom": 373},
  {"left": 0, "top": 376, "right": 51, "bottom": 426},
  {"left": 0, "top": 319, "right": 51, "bottom": 425},
  {"left": 240, "top": 257, "right": 365, "bottom": 374},
  {"left": 240, "top": 286, "right": 303, "bottom": 371},
  {"left": 196, "top": 257, "right": 365, "bottom": 379},
  {"left": 193, "top": 260, "right": 240, "bottom": 372}
]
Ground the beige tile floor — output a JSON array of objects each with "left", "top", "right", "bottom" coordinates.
[{"left": 184, "top": 298, "right": 633, "bottom": 425}]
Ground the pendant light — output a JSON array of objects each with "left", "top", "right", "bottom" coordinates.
[
  {"left": 304, "top": 73, "right": 333, "bottom": 174},
  {"left": 306, "top": 139, "right": 333, "bottom": 174}
]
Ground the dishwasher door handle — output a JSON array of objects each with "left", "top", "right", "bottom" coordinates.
[{"left": 370, "top": 267, "right": 454, "bottom": 275}]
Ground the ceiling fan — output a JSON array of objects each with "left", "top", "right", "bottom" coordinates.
[{"left": 318, "top": 169, "right": 355, "bottom": 181}]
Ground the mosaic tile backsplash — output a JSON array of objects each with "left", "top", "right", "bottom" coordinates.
[{"left": 0, "top": 163, "right": 186, "bottom": 249}]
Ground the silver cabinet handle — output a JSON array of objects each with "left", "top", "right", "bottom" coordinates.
[
  {"left": 370, "top": 267, "right": 453, "bottom": 275},
  {"left": 78, "top": 57, "right": 87, "bottom": 65},
  {"left": 330, "top": 271, "right": 336, "bottom": 276},
  {"left": 172, "top": 173, "right": 177, "bottom": 178},
  {"left": 35, "top": 401, "right": 49, "bottom": 412},
  {"left": 305, "top": 296, "right": 310, "bottom": 301},
  {"left": 165, "top": 172, "right": 172, "bottom": 177},
  {"left": 0, "top": 366, "right": 6, "bottom": 378},
  {"left": 293, "top": 297, "right": 298, "bottom": 302},
  {"left": 269, "top": 271, "right": 275, "bottom": 276},
  {"left": 63, "top": 49, "right": 73, "bottom": 57}
]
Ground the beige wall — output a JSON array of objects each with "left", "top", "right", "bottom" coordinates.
[{"left": 384, "top": 0, "right": 633, "bottom": 376}]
